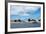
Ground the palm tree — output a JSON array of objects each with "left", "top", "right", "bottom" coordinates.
[
  {"left": 38, "top": 19, "right": 40, "bottom": 21},
  {"left": 14, "top": 20, "right": 17, "bottom": 22},
  {"left": 18, "top": 19, "right": 21, "bottom": 22},
  {"left": 28, "top": 19, "right": 31, "bottom": 22}
]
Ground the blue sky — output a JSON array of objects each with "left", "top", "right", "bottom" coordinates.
[{"left": 10, "top": 5, "right": 41, "bottom": 20}]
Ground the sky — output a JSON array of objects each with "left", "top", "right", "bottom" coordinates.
[{"left": 10, "top": 5, "right": 41, "bottom": 20}]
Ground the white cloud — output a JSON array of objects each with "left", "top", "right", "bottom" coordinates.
[
  {"left": 10, "top": 5, "right": 40, "bottom": 15},
  {"left": 24, "top": 6, "right": 40, "bottom": 13},
  {"left": 19, "top": 13, "right": 29, "bottom": 16},
  {"left": 10, "top": 5, "right": 24, "bottom": 15}
]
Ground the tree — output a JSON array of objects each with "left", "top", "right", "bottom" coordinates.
[
  {"left": 14, "top": 20, "right": 17, "bottom": 22},
  {"left": 18, "top": 19, "right": 21, "bottom": 22},
  {"left": 28, "top": 19, "right": 31, "bottom": 22},
  {"left": 38, "top": 19, "right": 40, "bottom": 21}
]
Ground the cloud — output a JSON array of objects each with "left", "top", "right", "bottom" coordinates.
[
  {"left": 10, "top": 5, "right": 41, "bottom": 20},
  {"left": 10, "top": 5, "right": 40, "bottom": 15},
  {"left": 10, "top": 5, "right": 24, "bottom": 15}
]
